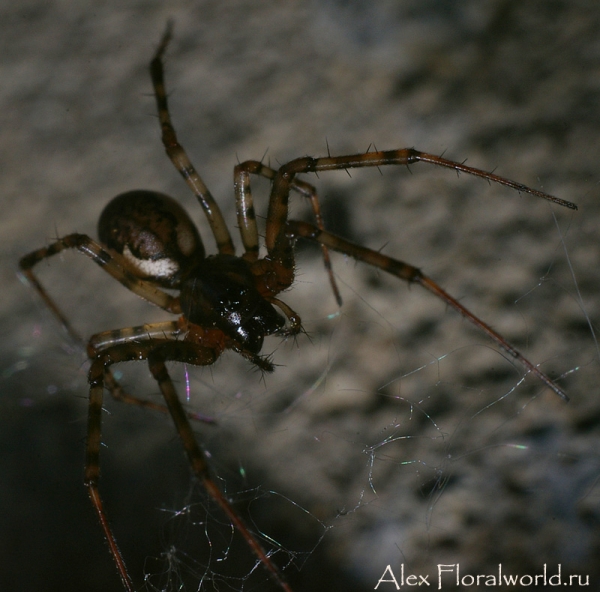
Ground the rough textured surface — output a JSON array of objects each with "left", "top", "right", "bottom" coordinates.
[{"left": 2, "top": 2, "right": 599, "bottom": 591}]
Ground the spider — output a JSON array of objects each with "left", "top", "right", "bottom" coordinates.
[{"left": 20, "top": 23, "right": 576, "bottom": 592}]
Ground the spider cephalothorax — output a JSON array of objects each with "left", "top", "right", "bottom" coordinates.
[
  {"left": 179, "top": 254, "right": 286, "bottom": 355},
  {"left": 20, "top": 23, "right": 575, "bottom": 592}
]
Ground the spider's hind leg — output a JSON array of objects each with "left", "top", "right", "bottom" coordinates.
[{"left": 150, "top": 23, "right": 235, "bottom": 256}]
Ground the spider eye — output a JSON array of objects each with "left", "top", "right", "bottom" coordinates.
[{"left": 98, "top": 190, "right": 205, "bottom": 286}]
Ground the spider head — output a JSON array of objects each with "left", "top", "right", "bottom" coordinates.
[
  {"left": 180, "top": 254, "right": 285, "bottom": 354},
  {"left": 98, "top": 190, "right": 205, "bottom": 288}
]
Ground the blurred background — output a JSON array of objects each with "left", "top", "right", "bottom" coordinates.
[{"left": 1, "top": 1, "right": 599, "bottom": 590}]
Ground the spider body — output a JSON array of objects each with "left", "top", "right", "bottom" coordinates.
[
  {"left": 19, "top": 24, "right": 576, "bottom": 592},
  {"left": 98, "top": 189, "right": 287, "bottom": 364}
]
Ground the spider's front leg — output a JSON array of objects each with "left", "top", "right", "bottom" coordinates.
[
  {"left": 266, "top": 149, "right": 577, "bottom": 273},
  {"left": 262, "top": 149, "right": 573, "bottom": 401},
  {"left": 86, "top": 339, "right": 293, "bottom": 592}
]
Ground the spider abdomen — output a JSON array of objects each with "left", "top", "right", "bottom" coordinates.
[
  {"left": 180, "top": 254, "right": 285, "bottom": 353},
  {"left": 98, "top": 190, "right": 205, "bottom": 287}
]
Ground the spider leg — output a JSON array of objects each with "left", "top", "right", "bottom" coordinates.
[
  {"left": 102, "top": 368, "right": 216, "bottom": 425},
  {"left": 286, "top": 220, "right": 569, "bottom": 402},
  {"left": 266, "top": 149, "right": 577, "bottom": 278},
  {"left": 19, "top": 239, "right": 216, "bottom": 421},
  {"left": 86, "top": 344, "right": 146, "bottom": 592},
  {"left": 234, "top": 160, "right": 342, "bottom": 304},
  {"left": 19, "top": 233, "right": 179, "bottom": 332},
  {"left": 150, "top": 23, "right": 235, "bottom": 256},
  {"left": 87, "top": 340, "right": 293, "bottom": 592},
  {"left": 270, "top": 297, "right": 303, "bottom": 335},
  {"left": 90, "top": 321, "right": 217, "bottom": 424},
  {"left": 147, "top": 341, "right": 292, "bottom": 591},
  {"left": 88, "top": 320, "right": 181, "bottom": 354}
]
